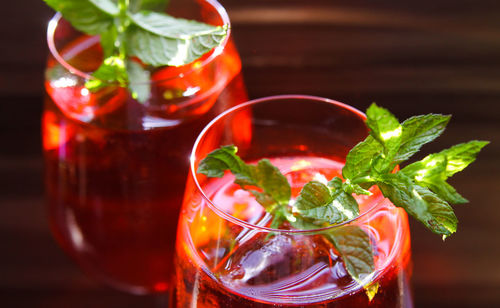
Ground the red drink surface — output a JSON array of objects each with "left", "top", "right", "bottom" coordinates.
[
  {"left": 43, "top": 34, "right": 246, "bottom": 293},
  {"left": 175, "top": 156, "right": 413, "bottom": 307}
]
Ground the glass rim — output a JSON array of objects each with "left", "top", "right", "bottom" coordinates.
[
  {"left": 190, "top": 94, "right": 387, "bottom": 234},
  {"left": 46, "top": 0, "right": 232, "bottom": 85}
]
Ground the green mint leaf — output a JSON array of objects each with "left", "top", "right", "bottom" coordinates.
[
  {"left": 246, "top": 159, "right": 292, "bottom": 207},
  {"left": 197, "top": 145, "right": 250, "bottom": 178},
  {"left": 88, "top": 0, "right": 119, "bottom": 15},
  {"left": 327, "top": 176, "right": 343, "bottom": 190},
  {"left": 351, "top": 184, "right": 372, "bottom": 196},
  {"left": 341, "top": 179, "right": 372, "bottom": 196},
  {"left": 85, "top": 55, "right": 128, "bottom": 91},
  {"left": 432, "top": 141, "right": 489, "bottom": 178},
  {"left": 414, "top": 185, "right": 458, "bottom": 238},
  {"left": 401, "top": 153, "right": 466, "bottom": 203},
  {"left": 330, "top": 192, "right": 360, "bottom": 222},
  {"left": 197, "top": 146, "right": 291, "bottom": 211},
  {"left": 248, "top": 190, "right": 276, "bottom": 210},
  {"left": 342, "top": 136, "right": 382, "bottom": 180},
  {"left": 129, "top": 11, "right": 226, "bottom": 38},
  {"left": 426, "top": 180, "right": 468, "bottom": 204},
  {"left": 294, "top": 181, "right": 336, "bottom": 223},
  {"left": 295, "top": 181, "right": 334, "bottom": 210},
  {"left": 401, "top": 151, "right": 448, "bottom": 180},
  {"left": 378, "top": 173, "right": 457, "bottom": 236},
  {"left": 326, "top": 225, "right": 376, "bottom": 285},
  {"left": 126, "top": 11, "right": 227, "bottom": 66},
  {"left": 394, "top": 114, "right": 450, "bottom": 163},
  {"left": 126, "top": 60, "right": 151, "bottom": 103},
  {"left": 295, "top": 181, "right": 359, "bottom": 225},
  {"left": 401, "top": 140, "right": 488, "bottom": 204},
  {"left": 44, "top": 0, "right": 115, "bottom": 35},
  {"left": 129, "top": 0, "right": 168, "bottom": 13},
  {"left": 366, "top": 103, "right": 402, "bottom": 158}
]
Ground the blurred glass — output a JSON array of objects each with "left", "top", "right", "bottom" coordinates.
[{"left": 42, "top": 0, "right": 247, "bottom": 294}]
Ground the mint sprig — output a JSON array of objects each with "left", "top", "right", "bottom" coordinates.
[
  {"left": 197, "top": 103, "right": 488, "bottom": 299},
  {"left": 44, "top": 0, "right": 228, "bottom": 103},
  {"left": 197, "top": 145, "right": 291, "bottom": 214},
  {"left": 198, "top": 146, "right": 377, "bottom": 295},
  {"left": 346, "top": 104, "right": 488, "bottom": 238}
]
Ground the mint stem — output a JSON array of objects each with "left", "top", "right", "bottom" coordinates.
[
  {"left": 351, "top": 176, "right": 375, "bottom": 185},
  {"left": 116, "top": 0, "right": 129, "bottom": 62}
]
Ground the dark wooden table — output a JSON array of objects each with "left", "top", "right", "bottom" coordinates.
[{"left": 2, "top": 0, "right": 500, "bottom": 307}]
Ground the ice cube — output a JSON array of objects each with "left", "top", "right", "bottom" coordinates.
[{"left": 219, "top": 233, "right": 333, "bottom": 286}]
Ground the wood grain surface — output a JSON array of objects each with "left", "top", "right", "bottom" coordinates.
[{"left": 1, "top": 0, "right": 499, "bottom": 307}]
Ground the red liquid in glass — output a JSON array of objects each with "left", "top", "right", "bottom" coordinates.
[
  {"left": 176, "top": 157, "right": 413, "bottom": 307},
  {"left": 43, "top": 35, "right": 247, "bottom": 293}
]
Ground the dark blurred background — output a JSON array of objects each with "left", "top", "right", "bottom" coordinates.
[{"left": 1, "top": 0, "right": 499, "bottom": 307}]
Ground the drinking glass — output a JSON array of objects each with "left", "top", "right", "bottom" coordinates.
[
  {"left": 42, "top": 0, "right": 247, "bottom": 294},
  {"left": 175, "top": 95, "right": 413, "bottom": 307}
]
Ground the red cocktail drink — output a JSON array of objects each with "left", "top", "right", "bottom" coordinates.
[
  {"left": 175, "top": 96, "right": 413, "bottom": 306},
  {"left": 43, "top": 0, "right": 247, "bottom": 294}
]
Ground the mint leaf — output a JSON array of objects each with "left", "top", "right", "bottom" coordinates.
[
  {"left": 129, "top": 11, "right": 225, "bottom": 38},
  {"left": 351, "top": 184, "right": 372, "bottom": 196},
  {"left": 401, "top": 154, "right": 466, "bottom": 203},
  {"left": 378, "top": 173, "right": 457, "bottom": 236},
  {"left": 294, "top": 181, "right": 337, "bottom": 223},
  {"left": 366, "top": 103, "right": 402, "bottom": 159},
  {"left": 342, "top": 136, "right": 382, "bottom": 180},
  {"left": 341, "top": 178, "right": 372, "bottom": 195},
  {"left": 395, "top": 114, "right": 450, "bottom": 163},
  {"left": 401, "top": 141, "right": 488, "bottom": 204},
  {"left": 246, "top": 159, "right": 291, "bottom": 207},
  {"left": 326, "top": 225, "right": 375, "bottom": 285},
  {"left": 127, "top": 60, "right": 151, "bottom": 103},
  {"left": 126, "top": 12, "right": 227, "bottom": 66},
  {"left": 295, "top": 181, "right": 333, "bottom": 211},
  {"left": 426, "top": 180, "right": 468, "bottom": 205},
  {"left": 329, "top": 192, "right": 360, "bottom": 222},
  {"left": 294, "top": 180, "right": 360, "bottom": 225},
  {"left": 130, "top": 0, "right": 168, "bottom": 13},
  {"left": 327, "top": 176, "right": 343, "bottom": 190},
  {"left": 44, "top": 0, "right": 115, "bottom": 34},
  {"left": 197, "top": 146, "right": 291, "bottom": 211},
  {"left": 197, "top": 145, "right": 250, "bottom": 178},
  {"left": 414, "top": 185, "right": 458, "bottom": 238},
  {"left": 88, "top": 0, "right": 119, "bottom": 15},
  {"left": 401, "top": 151, "right": 448, "bottom": 180},
  {"left": 85, "top": 55, "right": 128, "bottom": 91},
  {"left": 432, "top": 141, "right": 489, "bottom": 177}
]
